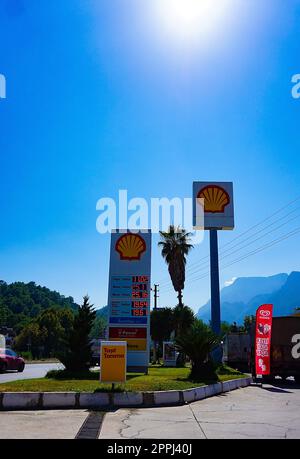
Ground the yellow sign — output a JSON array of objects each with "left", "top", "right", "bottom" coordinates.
[
  {"left": 111, "top": 338, "right": 147, "bottom": 351},
  {"left": 100, "top": 341, "right": 127, "bottom": 384}
]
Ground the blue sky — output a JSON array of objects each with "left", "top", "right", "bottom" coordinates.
[{"left": 0, "top": 0, "right": 300, "bottom": 312}]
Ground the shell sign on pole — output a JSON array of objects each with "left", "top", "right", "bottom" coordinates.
[
  {"left": 100, "top": 341, "right": 127, "bottom": 384},
  {"left": 192, "top": 182, "right": 234, "bottom": 341},
  {"left": 107, "top": 230, "right": 151, "bottom": 373},
  {"left": 193, "top": 182, "right": 234, "bottom": 230}
]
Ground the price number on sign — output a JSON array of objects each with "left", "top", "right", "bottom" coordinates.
[
  {"left": 132, "top": 301, "right": 148, "bottom": 308},
  {"left": 132, "top": 291, "right": 149, "bottom": 299},
  {"left": 132, "top": 276, "right": 149, "bottom": 283},
  {"left": 132, "top": 309, "right": 148, "bottom": 316}
]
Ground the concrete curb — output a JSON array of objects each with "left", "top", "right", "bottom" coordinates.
[{"left": 0, "top": 376, "right": 252, "bottom": 411}]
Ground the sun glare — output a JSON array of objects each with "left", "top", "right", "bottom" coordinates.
[{"left": 152, "top": 0, "right": 231, "bottom": 46}]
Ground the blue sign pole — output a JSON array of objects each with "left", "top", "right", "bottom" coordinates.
[{"left": 209, "top": 229, "right": 221, "bottom": 335}]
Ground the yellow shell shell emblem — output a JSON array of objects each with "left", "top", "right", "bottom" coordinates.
[
  {"left": 197, "top": 185, "right": 230, "bottom": 214},
  {"left": 115, "top": 233, "right": 146, "bottom": 261}
]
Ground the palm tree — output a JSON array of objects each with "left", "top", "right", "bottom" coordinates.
[
  {"left": 175, "top": 319, "right": 220, "bottom": 380},
  {"left": 158, "top": 226, "right": 193, "bottom": 308}
]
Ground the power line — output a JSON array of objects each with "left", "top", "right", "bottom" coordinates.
[
  {"left": 186, "top": 200, "right": 300, "bottom": 274},
  {"left": 158, "top": 198, "right": 300, "bottom": 286},
  {"left": 221, "top": 226, "right": 300, "bottom": 271},
  {"left": 219, "top": 212, "right": 300, "bottom": 263},
  {"left": 212, "top": 195, "right": 300, "bottom": 251},
  {"left": 186, "top": 209, "right": 300, "bottom": 278},
  {"left": 182, "top": 225, "right": 300, "bottom": 287},
  {"left": 160, "top": 223, "right": 300, "bottom": 294}
]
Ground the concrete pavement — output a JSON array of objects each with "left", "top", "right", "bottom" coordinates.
[
  {"left": 0, "top": 382, "right": 299, "bottom": 439},
  {"left": 100, "top": 382, "right": 300, "bottom": 439},
  {"left": 0, "top": 363, "right": 63, "bottom": 383},
  {"left": 0, "top": 410, "right": 89, "bottom": 439}
]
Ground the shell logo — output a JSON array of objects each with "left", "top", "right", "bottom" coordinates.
[
  {"left": 115, "top": 233, "right": 146, "bottom": 261},
  {"left": 197, "top": 185, "right": 230, "bottom": 214}
]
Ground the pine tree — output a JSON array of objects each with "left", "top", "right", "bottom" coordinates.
[{"left": 61, "top": 296, "right": 96, "bottom": 372}]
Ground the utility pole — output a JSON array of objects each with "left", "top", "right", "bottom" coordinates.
[
  {"left": 151, "top": 284, "right": 160, "bottom": 364},
  {"left": 152, "top": 284, "right": 159, "bottom": 309}
]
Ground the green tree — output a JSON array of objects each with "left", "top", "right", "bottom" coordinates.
[
  {"left": 0, "top": 301, "right": 9, "bottom": 328},
  {"left": 158, "top": 226, "right": 193, "bottom": 308},
  {"left": 37, "top": 308, "right": 65, "bottom": 357},
  {"left": 172, "top": 304, "right": 195, "bottom": 337},
  {"left": 14, "top": 308, "right": 75, "bottom": 359},
  {"left": 220, "top": 321, "right": 231, "bottom": 335},
  {"left": 175, "top": 319, "right": 221, "bottom": 380},
  {"left": 90, "top": 315, "right": 107, "bottom": 339},
  {"left": 13, "top": 314, "right": 32, "bottom": 333},
  {"left": 57, "top": 308, "right": 74, "bottom": 335},
  {"left": 172, "top": 304, "right": 195, "bottom": 366},
  {"left": 0, "top": 280, "right": 79, "bottom": 333},
  {"left": 15, "top": 321, "right": 47, "bottom": 359},
  {"left": 60, "top": 296, "right": 96, "bottom": 372},
  {"left": 150, "top": 308, "right": 174, "bottom": 363},
  {"left": 243, "top": 315, "right": 255, "bottom": 332}
]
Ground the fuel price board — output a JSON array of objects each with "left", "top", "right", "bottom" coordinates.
[{"left": 107, "top": 230, "right": 151, "bottom": 372}]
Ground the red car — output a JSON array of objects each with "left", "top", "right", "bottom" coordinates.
[{"left": 0, "top": 348, "right": 25, "bottom": 373}]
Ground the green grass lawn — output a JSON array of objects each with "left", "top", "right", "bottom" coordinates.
[{"left": 0, "top": 365, "right": 246, "bottom": 392}]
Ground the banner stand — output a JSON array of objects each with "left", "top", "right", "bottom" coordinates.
[{"left": 254, "top": 304, "right": 273, "bottom": 383}]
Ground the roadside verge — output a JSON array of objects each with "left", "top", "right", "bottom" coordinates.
[{"left": 0, "top": 376, "right": 252, "bottom": 410}]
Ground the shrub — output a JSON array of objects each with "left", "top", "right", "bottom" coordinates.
[
  {"left": 175, "top": 319, "right": 221, "bottom": 380},
  {"left": 46, "top": 369, "right": 98, "bottom": 380},
  {"left": 19, "top": 351, "right": 33, "bottom": 361}
]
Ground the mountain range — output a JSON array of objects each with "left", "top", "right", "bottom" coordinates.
[
  {"left": 197, "top": 271, "right": 300, "bottom": 324},
  {"left": 96, "top": 305, "right": 108, "bottom": 318}
]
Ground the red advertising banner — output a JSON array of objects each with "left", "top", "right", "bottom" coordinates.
[
  {"left": 255, "top": 304, "right": 273, "bottom": 376},
  {"left": 109, "top": 327, "right": 147, "bottom": 339}
]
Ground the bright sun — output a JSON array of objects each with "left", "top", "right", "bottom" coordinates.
[{"left": 152, "top": 0, "right": 231, "bottom": 46}]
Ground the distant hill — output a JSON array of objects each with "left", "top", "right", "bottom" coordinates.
[
  {"left": 0, "top": 280, "right": 79, "bottom": 331},
  {"left": 96, "top": 305, "right": 108, "bottom": 319},
  {"left": 197, "top": 272, "right": 299, "bottom": 324}
]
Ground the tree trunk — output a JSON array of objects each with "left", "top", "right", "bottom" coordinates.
[
  {"left": 152, "top": 342, "right": 157, "bottom": 364},
  {"left": 177, "top": 290, "right": 183, "bottom": 308},
  {"left": 190, "top": 361, "right": 217, "bottom": 381},
  {"left": 153, "top": 342, "right": 160, "bottom": 364}
]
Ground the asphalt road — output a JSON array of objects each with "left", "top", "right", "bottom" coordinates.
[
  {"left": 0, "top": 362, "right": 63, "bottom": 383},
  {"left": 0, "top": 381, "right": 300, "bottom": 439}
]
